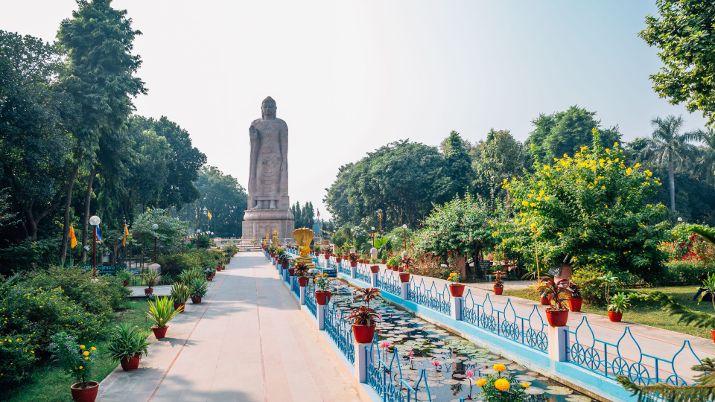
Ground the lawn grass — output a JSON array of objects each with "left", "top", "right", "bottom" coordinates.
[
  {"left": 7, "top": 299, "right": 152, "bottom": 402},
  {"left": 504, "top": 285, "right": 712, "bottom": 339}
]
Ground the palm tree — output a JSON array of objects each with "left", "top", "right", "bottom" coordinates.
[
  {"left": 640, "top": 116, "right": 699, "bottom": 213},
  {"left": 689, "top": 128, "right": 715, "bottom": 187}
]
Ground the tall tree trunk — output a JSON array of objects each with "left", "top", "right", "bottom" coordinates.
[
  {"left": 668, "top": 159, "right": 676, "bottom": 213},
  {"left": 80, "top": 165, "right": 96, "bottom": 262},
  {"left": 60, "top": 164, "right": 80, "bottom": 266}
]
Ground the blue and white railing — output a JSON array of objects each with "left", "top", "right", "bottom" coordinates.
[{"left": 367, "top": 339, "right": 431, "bottom": 402}]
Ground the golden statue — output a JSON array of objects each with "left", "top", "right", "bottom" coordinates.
[
  {"left": 293, "top": 227, "right": 314, "bottom": 268},
  {"left": 272, "top": 229, "right": 279, "bottom": 246}
]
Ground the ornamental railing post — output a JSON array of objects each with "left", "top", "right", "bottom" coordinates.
[
  {"left": 450, "top": 297, "right": 463, "bottom": 321},
  {"left": 350, "top": 264, "right": 357, "bottom": 279},
  {"left": 299, "top": 284, "right": 306, "bottom": 305},
  {"left": 317, "top": 304, "right": 326, "bottom": 330},
  {"left": 354, "top": 342, "right": 370, "bottom": 383},
  {"left": 400, "top": 280, "right": 409, "bottom": 300},
  {"left": 371, "top": 271, "right": 379, "bottom": 288},
  {"left": 548, "top": 325, "right": 569, "bottom": 362}
]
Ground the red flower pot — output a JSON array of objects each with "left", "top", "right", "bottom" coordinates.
[
  {"left": 206, "top": 275, "right": 213, "bottom": 282},
  {"left": 370, "top": 265, "right": 380, "bottom": 274},
  {"left": 173, "top": 302, "right": 185, "bottom": 312},
  {"left": 335, "top": 257, "right": 342, "bottom": 263},
  {"left": 381, "top": 258, "right": 387, "bottom": 264},
  {"left": 540, "top": 295, "right": 551, "bottom": 305},
  {"left": 152, "top": 326, "right": 168, "bottom": 339},
  {"left": 449, "top": 283, "right": 466, "bottom": 297},
  {"left": 315, "top": 290, "right": 332, "bottom": 305},
  {"left": 608, "top": 311, "right": 623, "bottom": 322},
  {"left": 711, "top": 329, "right": 715, "bottom": 344},
  {"left": 288, "top": 268, "right": 295, "bottom": 276},
  {"left": 545, "top": 309, "right": 569, "bottom": 327},
  {"left": 71, "top": 381, "right": 99, "bottom": 402},
  {"left": 569, "top": 297, "right": 582, "bottom": 312},
  {"left": 120, "top": 355, "right": 141, "bottom": 371},
  {"left": 399, "top": 272, "right": 411, "bottom": 283},
  {"left": 352, "top": 323, "right": 376, "bottom": 343},
  {"left": 387, "top": 265, "right": 395, "bottom": 271},
  {"left": 350, "top": 261, "right": 358, "bottom": 268},
  {"left": 298, "top": 277, "right": 309, "bottom": 286},
  {"left": 191, "top": 296, "right": 202, "bottom": 304},
  {"left": 282, "top": 261, "right": 288, "bottom": 269},
  {"left": 144, "top": 287, "right": 153, "bottom": 296},
  {"left": 493, "top": 285, "right": 504, "bottom": 295}
]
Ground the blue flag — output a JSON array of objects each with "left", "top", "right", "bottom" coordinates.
[{"left": 95, "top": 225, "right": 102, "bottom": 242}]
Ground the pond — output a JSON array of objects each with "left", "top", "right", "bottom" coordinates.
[{"left": 329, "top": 280, "right": 594, "bottom": 402}]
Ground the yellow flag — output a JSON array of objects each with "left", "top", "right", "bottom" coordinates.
[
  {"left": 207, "top": 211, "right": 213, "bottom": 221},
  {"left": 69, "top": 225, "right": 77, "bottom": 249},
  {"left": 122, "top": 224, "right": 129, "bottom": 247}
]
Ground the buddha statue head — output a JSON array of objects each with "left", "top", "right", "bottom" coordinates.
[{"left": 261, "top": 96, "right": 277, "bottom": 119}]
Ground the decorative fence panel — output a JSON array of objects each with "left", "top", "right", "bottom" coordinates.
[
  {"left": 305, "top": 281, "right": 317, "bottom": 316},
  {"left": 377, "top": 271, "right": 401, "bottom": 297},
  {"left": 291, "top": 276, "right": 300, "bottom": 297},
  {"left": 355, "top": 264, "right": 371, "bottom": 284},
  {"left": 338, "top": 261, "right": 351, "bottom": 276},
  {"left": 407, "top": 278, "right": 451, "bottom": 316},
  {"left": 567, "top": 316, "right": 702, "bottom": 386},
  {"left": 460, "top": 289, "right": 548, "bottom": 353},
  {"left": 367, "top": 338, "right": 432, "bottom": 402},
  {"left": 324, "top": 303, "right": 355, "bottom": 364}
]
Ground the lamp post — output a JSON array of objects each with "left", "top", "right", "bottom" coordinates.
[
  {"left": 370, "top": 226, "right": 376, "bottom": 247},
  {"left": 402, "top": 224, "right": 408, "bottom": 251},
  {"left": 89, "top": 215, "right": 101, "bottom": 277},
  {"left": 152, "top": 223, "right": 159, "bottom": 262}
]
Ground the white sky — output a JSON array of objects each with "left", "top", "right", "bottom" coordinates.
[{"left": 1, "top": 0, "right": 706, "bottom": 218}]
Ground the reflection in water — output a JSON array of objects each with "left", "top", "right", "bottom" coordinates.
[{"left": 329, "top": 281, "right": 593, "bottom": 402}]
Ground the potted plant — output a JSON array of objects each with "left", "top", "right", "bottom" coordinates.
[
  {"left": 49, "top": 332, "right": 99, "bottom": 402},
  {"left": 349, "top": 252, "right": 359, "bottom": 268},
  {"left": 205, "top": 267, "right": 216, "bottom": 281},
  {"left": 147, "top": 296, "right": 179, "bottom": 339},
  {"left": 607, "top": 292, "right": 631, "bottom": 322},
  {"left": 294, "top": 262, "right": 310, "bottom": 286},
  {"left": 107, "top": 324, "right": 149, "bottom": 371},
  {"left": 334, "top": 247, "right": 343, "bottom": 264},
  {"left": 315, "top": 273, "right": 332, "bottom": 305},
  {"left": 568, "top": 282, "right": 583, "bottom": 312},
  {"left": 288, "top": 260, "right": 296, "bottom": 276},
  {"left": 189, "top": 278, "right": 208, "bottom": 304},
  {"left": 387, "top": 255, "right": 400, "bottom": 271},
  {"left": 492, "top": 271, "right": 505, "bottom": 295},
  {"left": 116, "top": 269, "right": 132, "bottom": 287},
  {"left": 170, "top": 283, "right": 190, "bottom": 312},
  {"left": 399, "top": 255, "right": 412, "bottom": 282},
  {"left": 277, "top": 249, "right": 289, "bottom": 269},
  {"left": 347, "top": 287, "right": 381, "bottom": 343},
  {"left": 447, "top": 272, "right": 466, "bottom": 297},
  {"left": 538, "top": 277, "right": 572, "bottom": 327},
  {"left": 142, "top": 270, "right": 159, "bottom": 296}
]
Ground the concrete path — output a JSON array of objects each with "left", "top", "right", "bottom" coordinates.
[{"left": 99, "top": 252, "right": 365, "bottom": 402}]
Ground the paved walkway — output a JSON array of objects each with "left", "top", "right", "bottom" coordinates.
[{"left": 99, "top": 252, "right": 365, "bottom": 402}]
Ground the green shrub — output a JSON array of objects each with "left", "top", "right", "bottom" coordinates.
[
  {"left": 158, "top": 253, "right": 201, "bottom": 277},
  {"left": 23, "top": 266, "right": 129, "bottom": 318},
  {"left": 571, "top": 268, "right": 610, "bottom": 305},
  {"left": 0, "top": 283, "right": 102, "bottom": 355},
  {"left": 0, "top": 334, "right": 37, "bottom": 393},
  {"left": 0, "top": 238, "right": 61, "bottom": 276},
  {"left": 656, "top": 260, "right": 715, "bottom": 286}
]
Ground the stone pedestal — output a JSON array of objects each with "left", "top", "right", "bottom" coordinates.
[{"left": 242, "top": 208, "right": 294, "bottom": 242}]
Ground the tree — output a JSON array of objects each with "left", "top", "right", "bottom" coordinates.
[
  {"left": 415, "top": 194, "right": 498, "bottom": 276},
  {"left": 691, "top": 128, "right": 715, "bottom": 187},
  {"left": 641, "top": 0, "right": 715, "bottom": 127},
  {"left": 127, "top": 116, "right": 206, "bottom": 208},
  {"left": 440, "top": 131, "right": 474, "bottom": 198},
  {"left": 0, "top": 31, "right": 73, "bottom": 241},
  {"left": 131, "top": 208, "right": 188, "bottom": 258},
  {"left": 176, "top": 166, "right": 247, "bottom": 237},
  {"left": 291, "top": 201, "right": 316, "bottom": 229},
  {"left": 639, "top": 115, "right": 699, "bottom": 213},
  {"left": 526, "top": 106, "right": 621, "bottom": 163},
  {"left": 325, "top": 140, "right": 450, "bottom": 228},
  {"left": 506, "top": 130, "right": 670, "bottom": 281},
  {"left": 57, "top": 0, "right": 146, "bottom": 264},
  {"left": 471, "top": 129, "right": 530, "bottom": 202}
]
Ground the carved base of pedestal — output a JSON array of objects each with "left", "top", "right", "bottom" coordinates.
[
  {"left": 242, "top": 209, "right": 294, "bottom": 243},
  {"left": 294, "top": 255, "right": 314, "bottom": 269}
]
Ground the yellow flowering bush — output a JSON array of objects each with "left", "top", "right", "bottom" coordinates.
[
  {"left": 504, "top": 130, "right": 670, "bottom": 282},
  {"left": 0, "top": 335, "right": 37, "bottom": 391},
  {"left": 476, "top": 366, "right": 529, "bottom": 401},
  {"left": 49, "top": 332, "right": 96, "bottom": 387}
]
